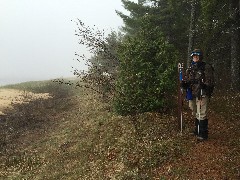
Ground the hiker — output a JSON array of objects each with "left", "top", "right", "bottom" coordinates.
[{"left": 181, "top": 49, "right": 214, "bottom": 141}]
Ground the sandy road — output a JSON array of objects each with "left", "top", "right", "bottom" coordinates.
[{"left": 0, "top": 88, "right": 51, "bottom": 115}]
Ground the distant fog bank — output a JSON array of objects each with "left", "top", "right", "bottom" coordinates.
[
  {"left": 0, "top": 78, "right": 30, "bottom": 86},
  {"left": 0, "top": 77, "right": 76, "bottom": 86}
]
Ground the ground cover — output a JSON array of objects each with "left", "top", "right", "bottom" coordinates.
[{"left": 0, "top": 81, "right": 239, "bottom": 179}]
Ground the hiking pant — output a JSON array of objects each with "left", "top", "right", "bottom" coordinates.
[{"left": 189, "top": 96, "right": 208, "bottom": 120}]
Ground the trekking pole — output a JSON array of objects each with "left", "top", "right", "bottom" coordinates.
[
  {"left": 178, "top": 63, "right": 184, "bottom": 133},
  {"left": 198, "top": 89, "right": 202, "bottom": 135},
  {"left": 198, "top": 80, "right": 204, "bottom": 136}
]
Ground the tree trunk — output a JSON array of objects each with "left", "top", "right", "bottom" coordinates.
[
  {"left": 230, "top": 0, "right": 240, "bottom": 90},
  {"left": 187, "top": 0, "right": 197, "bottom": 67}
]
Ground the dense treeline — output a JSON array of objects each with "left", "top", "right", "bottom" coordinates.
[
  {"left": 74, "top": 0, "right": 240, "bottom": 115},
  {"left": 117, "top": 0, "right": 240, "bottom": 90}
]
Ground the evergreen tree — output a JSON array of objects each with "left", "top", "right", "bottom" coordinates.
[
  {"left": 115, "top": 16, "right": 178, "bottom": 115},
  {"left": 187, "top": 0, "right": 198, "bottom": 66},
  {"left": 117, "top": 0, "right": 191, "bottom": 59},
  {"left": 229, "top": 0, "right": 240, "bottom": 90},
  {"left": 196, "top": 0, "right": 239, "bottom": 89},
  {"left": 116, "top": 0, "right": 148, "bottom": 36}
]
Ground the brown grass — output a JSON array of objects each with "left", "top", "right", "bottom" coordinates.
[
  {"left": 0, "top": 82, "right": 239, "bottom": 179},
  {"left": 0, "top": 88, "right": 51, "bottom": 115}
]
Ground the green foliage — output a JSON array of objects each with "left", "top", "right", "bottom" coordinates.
[
  {"left": 117, "top": 0, "right": 191, "bottom": 59},
  {"left": 194, "top": 0, "right": 239, "bottom": 89},
  {"left": 197, "top": 0, "right": 231, "bottom": 60},
  {"left": 86, "top": 31, "right": 123, "bottom": 97},
  {"left": 114, "top": 17, "right": 178, "bottom": 115},
  {"left": 72, "top": 0, "right": 239, "bottom": 115},
  {"left": 89, "top": 31, "right": 122, "bottom": 76},
  {"left": 73, "top": 20, "right": 123, "bottom": 99},
  {"left": 116, "top": 0, "right": 149, "bottom": 35}
]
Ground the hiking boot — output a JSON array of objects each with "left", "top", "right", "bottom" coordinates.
[
  {"left": 197, "top": 119, "right": 208, "bottom": 142},
  {"left": 193, "top": 118, "right": 199, "bottom": 136}
]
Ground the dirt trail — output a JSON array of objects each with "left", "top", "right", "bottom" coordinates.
[
  {"left": 0, "top": 88, "right": 51, "bottom": 115},
  {"left": 180, "top": 114, "right": 229, "bottom": 179},
  {"left": 157, "top": 112, "right": 239, "bottom": 179}
]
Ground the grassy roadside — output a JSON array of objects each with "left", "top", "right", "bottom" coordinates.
[
  {"left": 0, "top": 81, "right": 78, "bottom": 179},
  {"left": 0, "top": 81, "right": 239, "bottom": 179},
  {"left": 0, "top": 81, "right": 189, "bottom": 179}
]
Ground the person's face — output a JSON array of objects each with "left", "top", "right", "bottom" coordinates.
[{"left": 192, "top": 55, "right": 200, "bottom": 62}]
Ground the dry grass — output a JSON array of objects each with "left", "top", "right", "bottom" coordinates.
[
  {"left": 0, "top": 81, "right": 239, "bottom": 179},
  {"left": 0, "top": 88, "right": 51, "bottom": 115}
]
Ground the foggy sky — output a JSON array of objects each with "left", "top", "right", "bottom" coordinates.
[{"left": 0, "top": 0, "right": 133, "bottom": 85}]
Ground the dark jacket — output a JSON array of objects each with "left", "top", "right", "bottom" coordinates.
[{"left": 185, "top": 61, "right": 214, "bottom": 98}]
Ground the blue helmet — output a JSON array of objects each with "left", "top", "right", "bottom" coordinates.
[{"left": 191, "top": 49, "right": 203, "bottom": 57}]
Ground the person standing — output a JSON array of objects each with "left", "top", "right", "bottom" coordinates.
[{"left": 181, "top": 49, "right": 214, "bottom": 141}]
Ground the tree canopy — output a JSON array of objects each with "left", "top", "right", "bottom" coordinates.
[{"left": 74, "top": 0, "right": 240, "bottom": 115}]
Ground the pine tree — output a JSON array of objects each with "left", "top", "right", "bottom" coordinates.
[
  {"left": 187, "top": 0, "right": 198, "bottom": 66},
  {"left": 196, "top": 0, "right": 239, "bottom": 89},
  {"left": 116, "top": 0, "right": 148, "bottom": 36},
  {"left": 230, "top": 0, "right": 240, "bottom": 90},
  {"left": 117, "top": 0, "right": 191, "bottom": 59}
]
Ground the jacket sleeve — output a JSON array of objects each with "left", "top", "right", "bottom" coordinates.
[
  {"left": 204, "top": 64, "right": 214, "bottom": 87},
  {"left": 204, "top": 64, "right": 215, "bottom": 96}
]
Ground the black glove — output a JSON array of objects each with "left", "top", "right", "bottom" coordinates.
[
  {"left": 200, "top": 83, "right": 207, "bottom": 89},
  {"left": 180, "top": 80, "right": 190, "bottom": 89}
]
